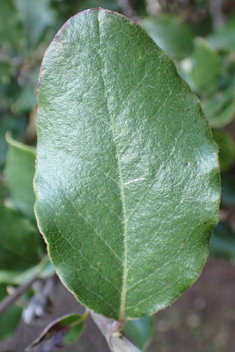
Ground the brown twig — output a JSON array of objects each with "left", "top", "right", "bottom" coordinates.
[{"left": 0, "top": 275, "right": 38, "bottom": 316}]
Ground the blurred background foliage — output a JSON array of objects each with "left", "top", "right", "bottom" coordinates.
[{"left": 1, "top": 0, "right": 235, "bottom": 350}]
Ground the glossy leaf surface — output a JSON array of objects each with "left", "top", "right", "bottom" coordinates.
[
  {"left": 139, "top": 15, "right": 194, "bottom": 60},
  {"left": 4, "top": 134, "right": 36, "bottom": 221},
  {"left": 26, "top": 314, "right": 85, "bottom": 351},
  {"left": 35, "top": 9, "right": 220, "bottom": 320}
]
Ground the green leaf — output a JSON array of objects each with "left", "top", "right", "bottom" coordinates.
[
  {"left": 0, "top": 256, "right": 55, "bottom": 285},
  {"left": 35, "top": 8, "right": 220, "bottom": 320},
  {"left": 0, "top": 205, "right": 40, "bottom": 262},
  {"left": 11, "top": 83, "right": 37, "bottom": 114},
  {"left": 4, "top": 134, "right": 36, "bottom": 221},
  {"left": 208, "top": 19, "right": 235, "bottom": 53},
  {"left": 11, "top": 67, "right": 39, "bottom": 114},
  {"left": 0, "top": 115, "right": 27, "bottom": 171},
  {"left": 210, "top": 222, "right": 235, "bottom": 260},
  {"left": 202, "top": 95, "right": 235, "bottom": 128},
  {"left": 0, "top": 245, "right": 33, "bottom": 273},
  {"left": 0, "top": 178, "right": 7, "bottom": 201},
  {"left": 139, "top": 15, "right": 194, "bottom": 60},
  {"left": 0, "top": 0, "right": 23, "bottom": 50},
  {"left": 14, "top": 0, "right": 56, "bottom": 49},
  {"left": 124, "top": 316, "right": 154, "bottom": 351},
  {"left": 221, "top": 173, "right": 235, "bottom": 207},
  {"left": 191, "top": 38, "right": 221, "bottom": 95},
  {"left": 26, "top": 313, "right": 86, "bottom": 351},
  {"left": 0, "top": 284, "right": 22, "bottom": 341},
  {"left": 212, "top": 129, "right": 235, "bottom": 173},
  {"left": 0, "top": 60, "right": 13, "bottom": 85}
]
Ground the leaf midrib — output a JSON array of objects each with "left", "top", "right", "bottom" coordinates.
[{"left": 97, "top": 11, "right": 128, "bottom": 320}]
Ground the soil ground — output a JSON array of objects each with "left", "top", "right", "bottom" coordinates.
[{"left": 1, "top": 258, "right": 235, "bottom": 352}]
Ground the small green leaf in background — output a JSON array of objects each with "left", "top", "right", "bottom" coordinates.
[
  {"left": 35, "top": 9, "right": 220, "bottom": 320},
  {"left": 4, "top": 134, "right": 36, "bottom": 221},
  {"left": 0, "top": 60, "right": 13, "bottom": 85},
  {"left": 0, "top": 179, "right": 7, "bottom": 202},
  {"left": 14, "top": 0, "right": 56, "bottom": 50},
  {"left": 0, "top": 0, "right": 23, "bottom": 50},
  {"left": 203, "top": 99, "right": 235, "bottom": 128},
  {"left": 0, "top": 205, "right": 39, "bottom": 262},
  {"left": 202, "top": 82, "right": 235, "bottom": 127},
  {"left": 11, "top": 84, "right": 37, "bottom": 114},
  {"left": 210, "top": 222, "right": 235, "bottom": 260},
  {"left": 124, "top": 316, "right": 154, "bottom": 351},
  {"left": 11, "top": 68, "right": 39, "bottom": 114},
  {"left": 0, "top": 116, "right": 27, "bottom": 171},
  {"left": 26, "top": 313, "right": 86, "bottom": 352},
  {"left": 191, "top": 38, "right": 221, "bottom": 95},
  {"left": 212, "top": 129, "right": 235, "bottom": 173},
  {"left": 139, "top": 15, "right": 194, "bottom": 60},
  {"left": 0, "top": 256, "right": 54, "bottom": 285},
  {"left": 221, "top": 173, "right": 235, "bottom": 207},
  {"left": 0, "top": 283, "right": 23, "bottom": 341},
  {"left": 208, "top": 18, "right": 235, "bottom": 53},
  {"left": 0, "top": 245, "right": 33, "bottom": 273}
]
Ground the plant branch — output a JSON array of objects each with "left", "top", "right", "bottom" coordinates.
[
  {"left": 90, "top": 311, "right": 142, "bottom": 352},
  {"left": 0, "top": 274, "right": 38, "bottom": 316}
]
